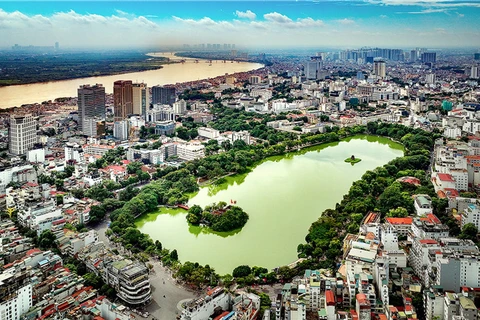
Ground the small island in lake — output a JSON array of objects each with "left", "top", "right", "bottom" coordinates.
[
  {"left": 186, "top": 202, "right": 249, "bottom": 232},
  {"left": 345, "top": 155, "right": 362, "bottom": 164}
]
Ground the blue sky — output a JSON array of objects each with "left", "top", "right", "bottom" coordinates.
[{"left": 0, "top": 1, "right": 479, "bottom": 49}]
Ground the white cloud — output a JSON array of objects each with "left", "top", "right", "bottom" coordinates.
[
  {"left": 404, "top": 8, "right": 449, "bottom": 13},
  {"left": 380, "top": 14, "right": 388, "bottom": 18},
  {"left": 456, "top": 12, "right": 465, "bottom": 17},
  {"left": 263, "top": 12, "right": 293, "bottom": 24},
  {"left": 366, "top": 0, "right": 480, "bottom": 7},
  {"left": 336, "top": 18, "right": 355, "bottom": 24},
  {"left": 0, "top": 8, "right": 475, "bottom": 49},
  {"left": 235, "top": 10, "right": 256, "bottom": 20}
]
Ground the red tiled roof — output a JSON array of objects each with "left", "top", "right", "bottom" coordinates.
[
  {"left": 437, "top": 173, "right": 455, "bottom": 182},
  {"left": 427, "top": 213, "right": 441, "bottom": 224},
  {"left": 326, "top": 290, "right": 335, "bottom": 306},
  {"left": 419, "top": 239, "right": 438, "bottom": 245},
  {"left": 386, "top": 217, "right": 413, "bottom": 225}
]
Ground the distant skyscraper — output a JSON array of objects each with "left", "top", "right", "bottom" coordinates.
[
  {"left": 114, "top": 80, "right": 133, "bottom": 122},
  {"left": 373, "top": 59, "right": 386, "bottom": 78},
  {"left": 9, "top": 114, "right": 37, "bottom": 155},
  {"left": 77, "top": 84, "right": 105, "bottom": 132},
  {"left": 421, "top": 52, "right": 437, "bottom": 63},
  {"left": 304, "top": 60, "right": 323, "bottom": 80},
  {"left": 152, "top": 86, "right": 176, "bottom": 105},
  {"left": 410, "top": 50, "right": 417, "bottom": 62},
  {"left": 475, "top": 53, "right": 480, "bottom": 61},
  {"left": 471, "top": 65, "right": 479, "bottom": 79},
  {"left": 132, "top": 83, "right": 149, "bottom": 117},
  {"left": 55, "top": 42, "right": 59, "bottom": 50}
]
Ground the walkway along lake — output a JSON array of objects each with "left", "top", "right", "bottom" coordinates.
[{"left": 136, "top": 135, "right": 404, "bottom": 275}]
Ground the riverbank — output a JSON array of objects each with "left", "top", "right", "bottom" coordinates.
[
  {"left": 0, "top": 54, "right": 263, "bottom": 108},
  {"left": 0, "top": 51, "right": 171, "bottom": 87}
]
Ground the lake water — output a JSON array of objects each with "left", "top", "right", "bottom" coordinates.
[
  {"left": 136, "top": 135, "right": 404, "bottom": 275},
  {"left": 0, "top": 52, "right": 263, "bottom": 109}
]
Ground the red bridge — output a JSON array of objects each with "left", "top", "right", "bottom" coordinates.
[{"left": 177, "top": 204, "right": 190, "bottom": 210}]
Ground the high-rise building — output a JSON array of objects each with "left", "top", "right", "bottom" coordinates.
[
  {"left": 8, "top": 114, "right": 37, "bottom": 155},
  {"left": 470, "top": 65, "right": 478, "bottom": 79},
  {"left": 304, "top": 60, "right": 323, "bottom": 80},
  {"left": 114, "top": 80, "right": 133, "bottom": 122},
  {"left": 474, "top": 53, "right": 480, "bottom": 60},
  {"left": 113, "top": 120, "right": 129, "bottom": 141},
  {"left": 132, "top": 82, "right": 149, "bottom": 117},
  {"left": 77, "top": 84, "right": 105, "bottom": 132},
  {"left": 55, "top": 42, "right": 59, "bottom": 50},
  {"left": 152, "top": 86, "right": 176, "bottom": 105},
  {"left": 421, "top": 52, "right": 437, "bottom": 63},
  {"left": 410, "top": 50, "right": 417, "bottom": 62},
  {"left": 373, "top": 59, "right": 386, "bottom": 78},
  {"left": 173, "top": 100, "right": 187, "bottom": 115}
]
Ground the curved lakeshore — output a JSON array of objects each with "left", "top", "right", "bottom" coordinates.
[
  {"left": 0, "top": 52, "right": 263, "bottom": 109},
  {"left": 136, "top": 135, "right": 404, "bottom": 275}
]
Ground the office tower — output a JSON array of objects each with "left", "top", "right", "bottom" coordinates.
[
  {"left": 421, "top": 52, "right": 436, "bottom": 63},
  {"left": 132, "top": 83, "right": 149, "bottom": 117},
  {"left": 474, "top": 53, "right": 480, "bottom": 60},
  {"left": 304, "top": 60, "right": 322, "bottom": 80},
  {"left": 77, "top": 84, "right": 105, "bottom": 132},
  {"left": 55, "top": 42, "right": 59, "bottom": 50},
  {"left": 114, "top": 120, "right": 129, "bottom": 141},
  {"left": 9, "top": 114, "right": 37, "bottom": 155},
  {"left": 470, "top": 66, "right": 479, "bottom": 79},
  {"left": 114, "top": 80, "right": 133, "bottom": 122},
  {"left": 373, "top": 59, "right": 386, "bottom": 78},
  {"left": 249, "top": 76, "right": 261, "bottom": 84},
  {"left": 410, "top": 50, "right": 417, "bottom": 62},
  {"left": 152, "top": 86, "right": 176, "bottom": 105}
]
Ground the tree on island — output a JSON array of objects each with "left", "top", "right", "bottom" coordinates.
[{"left": 186, "top": 202, "right": 249, "bottom": 232}]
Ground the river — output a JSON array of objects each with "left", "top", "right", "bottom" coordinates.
[
  {"left": 0, "top": 52, "right": 263, "bottom": 109},
  {"left": 136, "top": 135, "right": 404, "bottom": 275}
]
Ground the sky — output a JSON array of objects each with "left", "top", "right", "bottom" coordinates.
[{"left": 0, "top": 0, "right": 479, "bottom": 49}]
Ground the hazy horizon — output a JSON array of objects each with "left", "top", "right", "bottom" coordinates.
[{"left": 0, "top": 0, "right": 479, "bottom": 49}]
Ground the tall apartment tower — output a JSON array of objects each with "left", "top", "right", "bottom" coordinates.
[
  {"left": 114, "top": 80, "right": 133, "bottom": 122},
  {"left": 373, "top": 59, "right": 386, "bottom": 78},
  {"left": 421, "top": 52, "right": 437, "bottom": 63},
  {"left": 9, "top": 114, "right": 37, "bottom": 155},
  {"left": 132, "top": 83, "right": 149, "bottom": 117},
  {"left": 77, "top": 84, "right": 105, "bottom": 132},
  {"left": 470, "top": 65, "right": 479, "bottom": 79},
  {"left": 152, "top": 86, "right": 176, "bottom": 105}
]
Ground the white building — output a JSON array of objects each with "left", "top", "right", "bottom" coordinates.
[
  {"left": 173, "top": 99, "right": 187, "bottom": 115},
  {"left": 444, "top": 127, "right": 461, "bottom": 139},
  {"left": 177, "top": 144, "right": 205, "bottom": 161},
  {"left": 9, "top": 114, "right": 37, "bottom": 155},
  {"left": 462, "top": 203, "right": 480, "bottom": 230},
  {"left": 414, "top": 194, "right": 433, "bottom": 216},
  {"left": 0, "top": 280, "right": 32, "bottom": 320},
  {"left": 26, "top": 148, "right": 46, "bottom": 163},
  {"left": 113, "top": 120, "right": 129, "bottom": 141},
  {"left": 65, "top": 143, "right": 85, "bottom": 165},
  {"left": 197, "top": 127, "right": 220, "bottom": 139},
  {"left": 180, "top": 287, "right": 230, "bottom": 320},
  {"left": 231, "top": 131, "right": 251, "bottom": 145}
]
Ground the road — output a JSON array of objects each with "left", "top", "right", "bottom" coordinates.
[{"left": 92, "top": 219, "right": 196, "bottom": 319}]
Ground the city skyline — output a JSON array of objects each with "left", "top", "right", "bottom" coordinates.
[{"left": 0, "top": 0, "right": 479, "bottom": 49}]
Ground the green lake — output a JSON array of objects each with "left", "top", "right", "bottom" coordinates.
[{"left": 136, "top": 135, "right": 404, "bottom": 275}]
